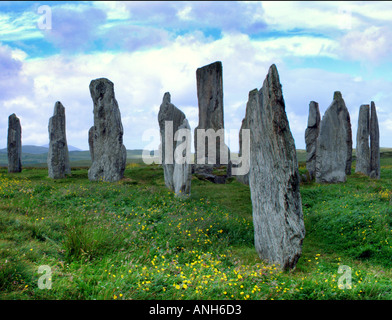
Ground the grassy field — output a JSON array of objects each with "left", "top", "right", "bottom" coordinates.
[{"left": 1, "top": 154, "right": 392, "bottom": 300}]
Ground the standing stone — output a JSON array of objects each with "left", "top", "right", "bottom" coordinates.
[
  {"left": 194, "top": 61, "right": 230, "bottom": 176},
  {"left": 236, "top": 118, "right": 249, "bottom": 185},
  {"left": 173, "top": 118, "right": 192, "bottom": 196},
  {"left": 305, "top": 101, "right": 320, "bottom": 180},
  {"left": 369, "top": 101, "right": 380, "bottom": 179},
  {"left": 236, "top": 89, "right": 258, "bottom": 185},
  {"left": 88, "top": 78, "right": 126, "bottom": 182},
  {"left": 346, "top": 105, "right": 353, "bottom": 176},
  {"left": 247, "top": 64, "right": 305, "bottom": 270},
  {"left": 158, "top": 92, "right": 191, "bottom": 197},
  {"left": 7, "top": 113, "right": 22, "bottom": 173},
  {"left": 316, "top": 92, "right": 352, "bottom": 183},
  {"left": 355, "top": 104, "right": 370, "bottom": 175},
  {"left": 88, "top": 126, "right": 95, "bottom": 163},
  {"left": 47, "top": 101, "right": 71, "bottom": 179}
]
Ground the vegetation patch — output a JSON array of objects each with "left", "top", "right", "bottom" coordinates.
[{"left": 1, "top": 155, "right": 392, "bottom": 300}]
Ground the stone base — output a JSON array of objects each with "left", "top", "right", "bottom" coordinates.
[{"left": 193, "top": 163, "right": 231, "bottom": 184}]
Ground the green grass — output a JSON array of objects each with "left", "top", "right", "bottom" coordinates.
[{"left": 1, "top": 158, "right": 392, "bottom": 300}]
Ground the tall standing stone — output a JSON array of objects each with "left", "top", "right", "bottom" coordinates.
[
  {"left": 236, "top": 89, "right": 258, "bottom": 185},
  {"left": 305, "top": 101, "right": 320, "bottom": 180},
  {"left": 7, "top": 113, "right": 22, "bottom": 173},
  {"left": 173, "top": 118, "right": 192, "bottom": 196},
  {"left": 88, "top": 78, "right": 127, "bottom": 182},
  {"left": 355, "top": 104, "right": 370, "bottom": 175},
  {"left": 158, "top": 92, "right": 191, "bottom": 197},
  {"left": 194, "top": 61, "right": 230, "bottom": 176},
  {"left": 369, "top": 101, "right": 380, "bottom": 179},
  {"left": 247, "top": 64, "right": 305, "bottom": 270},
  {"left": 316, "top": 92, "right": 352, "bottom": 183},
  {"left": 345, "top": 103, "right": 353, "bottom": 176},
  {"left": 47, "top": 101, "right": 71, "bottom": 179}
]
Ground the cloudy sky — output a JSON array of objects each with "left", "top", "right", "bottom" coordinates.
[{"left": 1, "top": 1, "right": 392, "bottom": 151}]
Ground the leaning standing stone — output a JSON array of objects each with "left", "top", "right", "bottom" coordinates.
[
  {"left": 88, "top": 78, "right": 127, "bottom": 182},
  {"left": 316, "top": 91, "right": 352, "bottom": 183},
  {"left": 369, "top": 101, "right": 380, "bottom": 179},
  {"left": 47, "top": 101, "right": 71, "bottom": 179},
  {"left": 247, "top": 64, "right": 305, "bottom": 270},
  {"left": 7, "top": 113, "right": 22, "bottom": 173},
  {"left": 355, "top": 104, "right": 370, "bottom": 175},
  {"left": 305, "top": 101, "right": 320, "bottom": 180}
]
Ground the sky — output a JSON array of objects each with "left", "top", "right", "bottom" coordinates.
[{"left": 0, "top": 1, "right": 392, "bottom": 151}]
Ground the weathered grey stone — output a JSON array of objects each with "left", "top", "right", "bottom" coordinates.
[
  {"left": 235, "top": 89, "right": 257, "bottom": 185},
  {"left": 316, "top": 91, "right": 352, "bottom": 183},
  {"left": 88, "top": 126, "right": 95, "bottom": 163},
  {"left": 300, "top": 173, "right": 311, "bottom": 183},
  {"left": 194, "top": 61, "right": 230, "bottom": 176},
  {"left": 369, "top": 101, "right": 380, "bottom": 179},
  {"left": 172, "top": 118, "right": 192, "bottom": 196},
  {"left": 355, "top": 104, "right": 370, "bottom": 175},
  {"left": 88, "top": 78, "right": 126, "bottom": 182},
  {"left": 7, "top": 113, "right": 22, "bottom": 173},
  {"left": 158, "top": 92, "right": 191, "bottom": 197},
  {"left": 194, "top": 172, "right": 226, "bottom": 184},
  {"left": 305, "top": 101, "right": 320, "bottom": 179},
  {"left": 47, "top": 101, "right": 71, "bottom": 179},
  {"left": 247, "top": 64, "right": 305, "bottom": 270}
]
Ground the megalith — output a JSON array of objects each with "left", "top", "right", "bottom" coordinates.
[
  {"left": 88, "top": 78, "right": 127, "bottom": 182},
  {"left": 369, "top": 101, "right": 380, "bottom": 179},
  {"left": 305, "top": 101, "right": 320, "bottom": 180},
  {"left": 47, "top": 101, "right": 71, "bottom": 179},
  {"left": 172, "top": 118, "right": 192, "bottom": 196},
  {"left": 247, "top": 64, "right": 305, "bottom": 270},
  {"left": 316, "top": 91, "right": 352, "bottom": 183},
  {"left": 158, "top": 92, "right": 191, "bottom": 197},
  {"left": 193, "top": 61, "right": 230, "bottom": 178},
  {"left": 7, "top": 113, "right": 22, "bottom": 173},
  {"left": 355, "top": 104, "right": 370, "bottom": 175},
  {"left": 235, "top": 89, "right": 258, "bottom": 185}
]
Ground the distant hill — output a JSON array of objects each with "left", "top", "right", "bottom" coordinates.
[
  {"left": 0, "top": 145, "right": 155, "bottom": 167},
  {"left": 24, "top": 145, "right": 49, "bottom": 154},
  {"left": 0, "top": 145, "right": 82, "bottom": 154},
  {"left": 40, "top": 144, "right": 82, "bottom": 152},
  {"left": 0, "top": 145, "right": 48, "bottom": 154}
]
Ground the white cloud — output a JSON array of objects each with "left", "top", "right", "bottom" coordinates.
[
  {"left": 177, "top": 5, "right": 192, "bottom": 21},
  {"left": 92, "top": 1, "right": 131, "bottom": 20},
  {"left": 253, "top": 35, "right": 339, "bottom": 59},
  {"left": 1, "top": 1, "right": 392, "bottom": 152},
  {"left": 118, "top": 1, "right": 266, "bottom": 34},
  {"left": 0, "top": 10, "right": 44, "bottom": 42},
  {"left": 3, "top": 31, "right": 392, "bottom": 150},
  {"left": 339, "top": 26, "right": 392, "bottom": 63},
  {"left": 261, "top": 1, "right": 392, "bottom": 34},
  {"left": 0, "top": 32, "right": 274, "bottom": 150},
  {"left": 261, "top": 1, "right": 360, "bottom": 32},
  {"left": 261, "top": 1, "right": 392, "bottom": 65},
  {"left": 340, "top": 1, "right": 392, "bottom": 23}
]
